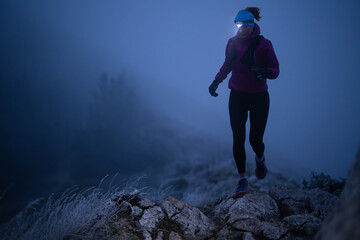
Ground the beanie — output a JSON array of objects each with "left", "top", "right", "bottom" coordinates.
[{"left": 234, "top": 10, "right": 255, "bottom": 27}]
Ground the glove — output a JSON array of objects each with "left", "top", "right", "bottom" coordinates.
[
  {"left": 209, "top": 78, "right": 222, "bottom": 97},
  {"left": 251, "top": 68, "right": 273, "bottom": 80}
]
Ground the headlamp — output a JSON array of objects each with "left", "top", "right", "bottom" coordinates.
[
  {"left": 234, "top": 20, "right": 254, "bottom": 28},
  {"left": 236, "top": 22, "right": 243, "bottom": 28}
]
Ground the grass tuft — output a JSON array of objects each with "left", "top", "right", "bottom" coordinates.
[{"left": 0, "top": 174, "right": 149, "bottom": 240}]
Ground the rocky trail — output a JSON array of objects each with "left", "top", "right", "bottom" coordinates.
[
  {"left": 63, "top": 149, "right": 360, "bottom": 240},
  {"left": 65, "top": 183, "right": 340, "bottom": 240}
]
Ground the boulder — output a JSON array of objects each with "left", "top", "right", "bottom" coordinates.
[
  {"left": 306, "top": 188, "right": 339, "bottom": 219},
  {"left": 283, "top": 214, "right": 322, "bottom": 235},
  {"left": 160, "top": 196, "right": 216, "bottom": 240},
  {"left": 314, "top": 148, "right": 360, "bottom": 240},
  {"left": 227, "top": 191, "right": 279, "bottom": 225},
  {"left": 268, "top": 184, "right": 310, "bottom": 217},
  {"left": 138, "top": 206, "right": 165, "bottom": 237},
  {"left": 232, "top": 217, "right": 262, "bottom": 234}
]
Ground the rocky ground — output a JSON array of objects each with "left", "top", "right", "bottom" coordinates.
[
  {"left": 4, "top": 150, "right": 356, "bottom": 240},
  {"left": 64, "top": 182, "right": 340, "bottom": 240},
  {"left": 2, "top": 153, "right": 356, "bottom": 240},
  {"left": 55, "top": 145, "right": 360, "bottom": 240}
]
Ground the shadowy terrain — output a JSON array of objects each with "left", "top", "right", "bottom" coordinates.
[{"left": 0, "top": 159, "right": 351, "bottom": 240}]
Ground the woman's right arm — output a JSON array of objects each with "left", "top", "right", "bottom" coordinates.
[{"left": 214, "top": 38, "right": 233, "bottom": 82}]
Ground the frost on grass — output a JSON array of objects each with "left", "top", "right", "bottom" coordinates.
[{"left": 0, "top": 174, "right": 149, "bottom": 240}]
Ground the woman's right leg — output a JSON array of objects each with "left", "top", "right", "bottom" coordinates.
[{"left": 229, "top": 90, "right": 249, "bottom": 176}]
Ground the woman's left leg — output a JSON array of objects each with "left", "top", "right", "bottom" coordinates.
[{"left": 249, "top": 90, "right": 270, "bottom": 158}]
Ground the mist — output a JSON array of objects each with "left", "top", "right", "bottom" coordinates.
[{"left": 1, "top": 0, "right": 359, "bottom": 226}]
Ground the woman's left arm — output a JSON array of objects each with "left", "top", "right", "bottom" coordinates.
[{"left": 262, "top": 39, "right": 280, "bottom": 79}]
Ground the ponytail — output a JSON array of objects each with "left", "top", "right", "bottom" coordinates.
[{"left": 245, "top": 7, "right": 261, "bottom": 21}]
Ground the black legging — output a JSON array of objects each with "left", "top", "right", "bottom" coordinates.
[{"left": 229, "top": 89, "right": 270, "bottom": 175}]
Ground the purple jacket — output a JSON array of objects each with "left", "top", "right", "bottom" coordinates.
[{"left": 215, "top": 22, "right": 279, "bottom": 93}]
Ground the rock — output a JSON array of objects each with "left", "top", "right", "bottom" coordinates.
[
  {"left": 269, "top": 186, "right": 307, "bottom": 201},
  {"left": 211, "top": 198, "right": 235, "bottom": 227},
  {"left": 281, "top": 232, "right": 308, "bottom": 240},
  {"left": 169, "top": 231, "right": 183, "bottom": 240},
  {"left": 215, "top": 227, "right": 230, "bottom": 239},
  {"left": 215, "top": 226, "right": 243, "bottom": 240},
  {"left": 268, "top": 184, "right": 310, "bottom": 217},
  {"left": 228, "top": 231, "right": 245, "bottom": 240},
  {"left": 138, "top": 206, "right": 164, "bottom": 232},
  {"left": 242, "top": 232, "right": 255, "bottom": 240},
  {"left": 161, "top": 196, "right": 184, "bottom": 219},
  {"left": 131, "top": 206, "right": 143, "bottom": 218},
  {"left": 139, "top": 198, "right": 156, "bottom": 208},
  {"left": 213, "top": 198, "right": 236, "bottom": 216},
  {"left": 161, "top": 196, "right": 216, "bottom": 239},
  {"left": 302, "top": 171, "right": 346, "bottom": 196},
  {"left": 306, "top": 188, "right": 339, "bottom": 219},
  {"left": 227, "top": 191, "right": 279, "bottom": 225},
  {"left": 114, "top": 231, "right": 141, "bottom": 240},
  {"left": 155, "top": 231, "right": 164, "bottom": 240},
  {"left": 232, "top": 217, "right": 262, "bottom": 234},
  {"left": 283, "top": 214, "right": 322, "bottom": 235},
  {"left": 314, "top": 148, "right": 360, "bottom": 240},
  {"left": 215, "top": 227, "right": 232, "bottom": 239},
  {"left": 232, "top": 217, "right": 287, "bottom": 239},
  {"left": 118, "top": 200, "right": 132, "bottom": 212},
  {"left": 261, "top": 221, "right": 288, "bottom": 240},
  {"left": 62, "top": 182, "right": 341, "bottom": 240},
  {"left": 7, "top": 168, "right": 345, "bottom": 240},
  {"left": 142, "top": 230, "right": 152, "bottom": 240}
]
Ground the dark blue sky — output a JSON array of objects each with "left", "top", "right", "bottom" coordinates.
[{"left": 1, "top": 0, "right": 359, "bottom": 185}]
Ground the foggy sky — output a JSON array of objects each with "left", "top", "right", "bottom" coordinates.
[{"left": 1, "top": 0, "right": 360, "bottom": 191}]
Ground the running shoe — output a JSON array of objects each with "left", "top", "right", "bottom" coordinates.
[
  {"left": 236, "top": 178, "right": 250, "bottom": 194},
  {"left": 255, "top": 155, "right": 268, "bottom": 179}
]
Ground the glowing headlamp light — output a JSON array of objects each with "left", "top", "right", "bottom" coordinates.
[{"left": 234, "top": 20, "right": 254, "bottom": 28}]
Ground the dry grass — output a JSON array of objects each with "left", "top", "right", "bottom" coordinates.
[{"left": 0, "top": 174, "right": 149, "bottom": 240}]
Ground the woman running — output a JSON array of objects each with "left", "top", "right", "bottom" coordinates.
[{"left": 208, "top": 7, "right": 280, "bottom": 194}]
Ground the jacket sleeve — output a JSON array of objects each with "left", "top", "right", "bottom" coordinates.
[
  {"left": 214, "top": 38, "right": 233, "bottom": 82},
  {"left": 263, "top": 40, "right": 280, "bottom": 79}
]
